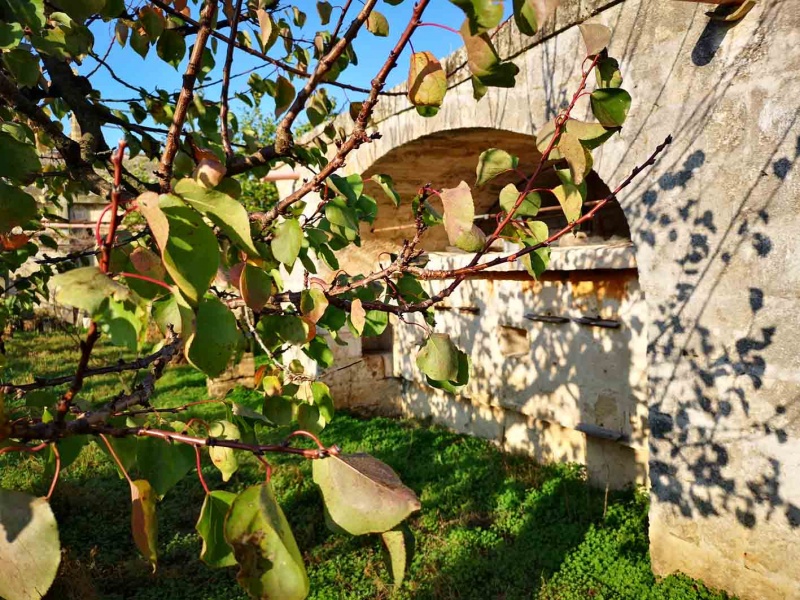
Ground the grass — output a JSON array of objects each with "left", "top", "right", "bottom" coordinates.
[{"left": 1, "top": 332, "right": 733, "bottom": 600}]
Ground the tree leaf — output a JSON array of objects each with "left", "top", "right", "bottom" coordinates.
[
  {"left": 208, "top": 420, "right": 240, "bottom": 483},
  {"left": 196, "top": 491, "right": 237, "bottom": 568},
  {"left": 416, "top": 333, "right": 459, "bottom": 382},
  {"left": 306, "top": 89, "right": 333, "bottom": 126},
  {"left": 174, "top": 177, "right": 259, "bottom": 257},
  {"left": 225, "top": 483, "right": 309, "bottom": 600},
  {"left": 156, "top": 28, "right": 185, "bottom": 69},
  {"left": 297, "top": 403, "right": 325, "bottom": 434},
  {"left": 312, "top": 453, "right": 421, "bottom": 535},
  {"left": 366, "top": 10, "right": 389, "bottom": 36},
  {"left": 499, "top": 183, "right": 541, "bottom": 217},
  {"left": 553, "top": 182, "right": 583, "bottom": 224},
  {"left": 406, "top": 51, "right": 446, "bottom": 117},
  {"left": 98, "top": 298, "right": 142, "bottom": 351},
  {"left": 363, "top": 309, "right": 389, "bottom": 337},
  {"left": 328, "top": 173, "right": 363, "bottom": 204},
  {"left": 0, "top": 488, "right": 61, "bottom": 600},
  {"left": 476, "top": 148, "right": 518, "bottom": 186},
  {"left": 130, "top": 479, "right": 158, "bottom": 568},
  {"left": 300, "top": 288, "right": 329, "bottom": 323},
  {"left": 4, "top": 0, "right": 46, "bottom": 30},
  {"left": 0, "top": 183, "right": 37, "bottom": 232},
  {"left": 256, "top": 9, "right": 278, "bottom": 51},
  {"left": 595, "top": 56, "right": 622, "bottom": 88},
  {"left": 50, "top": 266, "right": 130, "bottom": 316},
  {"left": 135, "top": 435, "right": 196, "bottom": 499},
  {"left": 0, "top": 131, "right": 40, "bottom": 181},
  {"left": 512, "top": 0, "right": 559, "bottom": 36},
  {"left": 381, "top": 525, "right": 414, "bottom": 588},
  {"left": 578, "top": 22, "right": 611, "bottom": 56},
  {"left": 449, "top": 0, "right": 502, "bottom": 35},
  {"left": 425, "top": 347, "right": 470, "bottom": 394},
  {"left": 3, "top": 49, "right": 40, "bottom": 87},
  {"left": 240, "top": 263, "right": 273, "bottom": 311},
  {"left": 590, "top": 88, "right": 631, "bottom": 128},
  {"left": 157, "top": 194, "right": 219, "bottom": 304},
  {"left": 271, "top": 218, "right": 302, "bottom": 268},
  {"left": 461, "top": 21, "right": 520, "bottom": 88},
  {"left": 557, "top": 131, "right": 592, "bottom": 185},
  {"left": 274, "top": 75, "right": 295, "bottom": 117},
  {"left": 349, "top": 298, "right": 366, "bottom": 336},
  {"left": 535, "top": 118, "right": 616, "bottom": 156},
  {"left": 187, "top": 295, "right": 239, "bottom": 378},
  {"left": 520, "top": 221, "right": 551, "bottom": 278},
  {"left": 370, "top": 174, "right": 401, "bottom": 207},
  {"left": 317, "top": 1, "right": 332, "bottom": 25}
]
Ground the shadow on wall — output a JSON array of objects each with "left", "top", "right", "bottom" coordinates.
[{"left": 608, "top": 0, "right": 800, "bottom": 532}]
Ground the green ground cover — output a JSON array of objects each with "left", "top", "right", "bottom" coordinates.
[{"left": 1, "top": 333, "right": 731, "bottom": 599}]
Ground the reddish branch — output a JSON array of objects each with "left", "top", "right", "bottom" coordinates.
[{"left": 156, "top": 0, "right": 217, "bottom": 191}]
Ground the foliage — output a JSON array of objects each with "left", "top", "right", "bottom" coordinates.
[
  {"left": 0, "top": 0, "right": 668, "bottom": 597},
  {"left": 0, "top": 333, "right": 735, "bottom": 600}
]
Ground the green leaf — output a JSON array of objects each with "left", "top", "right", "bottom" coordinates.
[
  {"left": 139, "top": 5, "right": 164, "bottom": 38},
  {"left": 595, "top": 56, "right": 622, "bottom": 88},
  {"left": 366, "top": 10, "right": 389, "bottom": 36},
  {"left": 406, "top": 51, "right": 447, "bottom": 117},
  {"left": 187, "top": 295, "right": 239, "bottom": 378},
  {"left": 0, "top": 183, "right": 37, "bottom": 232},
  {"left": 499, "top": 183, "right": 541, "bottom": 217},
  {"left": 590, "top": 88, "right": 632, "bottom": 128},
  {"left": 240, "top": 263, "right": 273, "bottom": 311},
  {"left": 130, "top": 479, "right": 158, "bottom": 568},
  {"left": 129, "top": 27, "right": 149, "bottom": 58},
  {"left": 416, "top": 333, "right": 459, "bottom": 382},
  {"left": 579, "top": 22, "right": 611, "bottom": 56},
  {"left": 426, "top": 347, "right": 470, "bottom": 394},
  {"left": 0, "top": 23, "right": 24, "bottom": 50},
  {"left": 313, "top": 453, "right": 421, "bottom": 535},
  {"left": 208, "top": 420, "right": 240, "bottom": 482},
  {"left": 0, "top": 488, "right": 60, "bottom": 600},
  {"left": 4, "top": 0, "right": 46, "bottom": 30},
  {"left": 152, "top": 291, "right": 193, "bottom": 336},
  {"left": 535, "top": 118, "right": 617, "bottom": 157},
  {"left": 557, "top": 131, "right": 592, "bottom": 185},
  {"left": 263, "top": 395, "right": 294, "bottom": 426},
  {"left": 382, "top": 525, "right": 414, "bottom": 588},
  {"left": 174, "top": 178, "right": 259, "bottom": 257},
  {"left": 512, "top": 0, "right": 558, "bottom": 36},
  {"left": 156, "top": 28, "right": 186, "bottom": 69},
  {"left": 461, "top": 21, "right": 520, "bottom": 88},
  {"left": 2, "top": 49, "right": 39, "bottom": 87},
  {"left": 519, "top": 221, "right": 551, "bottom": 278},
  {"left": 476, "top": 148, "right": 518, "bottom": 186},
  {"left": 306, "top": 88, "right": 333, "bottom": 126},
  {"left": 274, "top": 75, "right": 295, "bottom": 117},
  {"left": 50, "top": 266, "right": 130, "bottom": 316},
  {"left": 297, "top": 403, "right": 325, "bottom": 434},
  {"left": 317, "top": 1, "right": 332, "bottom": 24},
  {"left": 44, "top": 435, "right": 87, "bottom": 480},
  {"left": 271, "top": 218, "right": 303, "bottom": 268},
  {"left": 0, "top": 131, "right": 40, "bottom": 181},
  {"left": 196, "top": 491, "right": 237, "bottom": 568},
  {"left": 157, "top": 194, "right": 219, "bottom": 304},
  {"left": 96, "top": 434, "right": 138, "bottom": 480},
  {"left": 370, "top": 174, "right": 401, "bottom": 207},
  {"left": 328, "top": 173, "right": 364, "bottom": 204},
  {"left": 363, "top": 310, "right": 389, "bottom": 337},
  {"left": 225, "top": 483, "right": 309, "bottom": 600},
  {"left": 135, "top": 435, "right": 196, "bottom": 499},
  {"left": 449, "top": 0, "right": 503, "bottom": 34},
  {"left": 98, "top": 298, "right": 142, "bottom": 351},
  {"left": 553, "top": 182, "right": 583, "bottom": 224},
  {"left": 311, "top": 381, "right": 334, "bottom": 422},
  {"left": 50, "top": 0, "right": 105, "bottom": 21}
]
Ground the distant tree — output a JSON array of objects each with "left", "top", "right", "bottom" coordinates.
[{"left": 0, "top": 0, "right": 668, "bottom": 597}]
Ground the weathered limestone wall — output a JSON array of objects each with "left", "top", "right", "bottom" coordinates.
[{"left": 278, "top": 1, "right": 800, "bottom": 597}]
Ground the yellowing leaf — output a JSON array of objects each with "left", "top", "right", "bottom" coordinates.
[
  {"left": 579, "top": 22, "right": 611, "bottom": 56},
  {"left": 440, "top": 181, "right": 479, "bottom": 250},
  {"left": 499, "top": 183, "right": 541, "bottom": 217},
  {"left": 208, "top": 420, "right": 240, "bottom": 482},
  {"left": 366, "top": 10, "right": 389, "bottom": 36},
  {"left": 130, "top": 479, "right": 158, "bottom": 568},
  {"left": 557, "top": 131, "right": 592, "bottom": 185},
  {"left": 513, "top": 0, "right": 559, "bottom": 36},
  {"left": 476, "top": 148, "right": 518, "bottom": 186},
  {"left": 0, "top": 488, "right": 61, "bottom": 600},
  {"left": 407, "top": 51, "right": 446, "bottom": 117},
  {"left": 382, "top": 526, "right": 414, "bottom": 588},
  {"left": 349, "top": 298, "right": 366, "bottom": 336},
  {"left": 50, "top": 266, "right": 130, "bottom": 316},
  {"left": 256, "top": 9, "right": 277, "bottom": 51},
  {"left": 301, "top": 288, "right": 329, "bottom": 323},
  {"left": 312, "top": 453, "right": 421, "bottom": 535}
]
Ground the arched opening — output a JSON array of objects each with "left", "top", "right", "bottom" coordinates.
[{"left": 322, "top": 127, "right": 648, "bottom": 489}]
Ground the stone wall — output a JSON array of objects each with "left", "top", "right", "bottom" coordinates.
[{"left": 277, "top": 1, "right": 800, "bottom": 597}]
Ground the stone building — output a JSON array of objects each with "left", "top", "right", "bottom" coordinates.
[{"left": 276, "top": 1, "right": 799, "bottom": 598}]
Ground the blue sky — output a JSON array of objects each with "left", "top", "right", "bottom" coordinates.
[{"left": 80, "top": 1, "right": 506, "bottom": 140}]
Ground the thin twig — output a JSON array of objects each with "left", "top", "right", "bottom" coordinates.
[{"left": 220, "top": 0, "right": 244, "bottom": 159}]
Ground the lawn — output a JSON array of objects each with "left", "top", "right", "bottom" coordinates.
[{"left": 1, "top": 332, "right": 732, "bottom": 600}]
